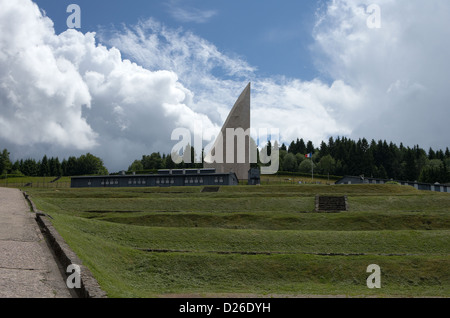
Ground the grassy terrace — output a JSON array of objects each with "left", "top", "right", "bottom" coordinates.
[{"left": 25, "top": 183, "right": 450, "bottom": 298}]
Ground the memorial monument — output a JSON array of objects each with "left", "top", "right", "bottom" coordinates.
[{"left": 204, "top": 83, "right": 253, "bottom": 180}]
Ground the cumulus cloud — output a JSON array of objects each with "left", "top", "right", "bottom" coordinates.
[
  {"left": 103, "top": 0, "right": 450, "bottom": 154},
  {"left": 312, "top": 0, "right": 450, "bottom": 148},
  {"left": 100, "top": 18, "right": 355, "bottom": 148},
  {"left": 0, "top": 0, "right": 95, "bottom": 149},
  {"left": 0, "top": 0, "right": 217, "bottom": 170}
]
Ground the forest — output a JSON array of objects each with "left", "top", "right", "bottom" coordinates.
[
  {"left": 0, "top": 151, "right": 108, "bottom": 178},
  {"left": 1, "top": 136, "right": 449, "bottom": 184},
  {"left": 128, "top": 137, "right": 450, "bottom": 184}
]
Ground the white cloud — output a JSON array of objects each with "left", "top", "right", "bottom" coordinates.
[
  {"left": 166, "top": 0, "right": 218, "bottom": 24},
  {"left": 312, "top": 0, "right": 450, "bottom": 148},
  {"left": 0, "top": 2, "right": 95, "bottom": 149},
  {"left": 0, "top": 0, "right": 217, "bottom": 171},
  {"left": 100, "top": 19, "right": 355, "bottom": 149}
]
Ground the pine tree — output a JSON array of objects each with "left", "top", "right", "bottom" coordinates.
[
  {"left": 428, "top": 147, "right": 436, "bottom": 160},
  {"left": 298, "top": 138, "right": 307, "bottom": 154},
  {"left": 404, "top": 149, "right": 417, "bottom": 181},
  {"left": 0, "top": 149, "right": 12, "bottom": 174},
  {"left": 306, "top": 141, "right": 314, "bottom": 154},
  {"left": 40, "top": 155, "right": 50, "bottom": 176}
]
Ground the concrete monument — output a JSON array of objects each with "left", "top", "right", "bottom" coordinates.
[{"left": 204, "top": 83, "right": 252, "bottom": 180}]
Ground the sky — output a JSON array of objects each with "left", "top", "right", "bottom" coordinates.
[{"left": 0, "top": 0, "right": 449, "bottom": 172}]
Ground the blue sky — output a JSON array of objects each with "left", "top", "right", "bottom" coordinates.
[
  {"left": 1, "top": 0, "right": 450, "bottom": 171},
  {"left": 35, "top": 0, "right": 321, "bottom": 81}
]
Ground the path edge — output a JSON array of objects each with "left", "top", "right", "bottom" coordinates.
[{"left": 22, "top": 191, "right": 108, "bottom": 298}]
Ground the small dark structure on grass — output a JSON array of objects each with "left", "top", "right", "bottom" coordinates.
[
  {"left": 248, "top": 168, "right": 261, "bottom": 185},
  {"left": 315, "top": 195, "right": 348, "bottom": 213}
]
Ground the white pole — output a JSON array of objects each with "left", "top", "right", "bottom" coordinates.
[{"left": 311, "top": 155, "right": 314, "bottom": 183}]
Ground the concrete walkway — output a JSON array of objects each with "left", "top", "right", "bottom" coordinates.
[{"left": 0, "top": 187, "right": 73, "bottom": 298}]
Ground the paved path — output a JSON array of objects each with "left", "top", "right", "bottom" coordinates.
[{"left": 0, "top": 187, "right": 73, "bottom": 298}]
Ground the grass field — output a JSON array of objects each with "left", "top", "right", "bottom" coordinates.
[
  {"left": 0, "top": 176, "right": 71, "bottom": 188},
  {"left": 24, "top": 183, "right": 450, "bottom": 298}
]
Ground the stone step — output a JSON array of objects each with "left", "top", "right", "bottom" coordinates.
[{"left": 315, "top": 196, "right": 348, "bottom": 212}]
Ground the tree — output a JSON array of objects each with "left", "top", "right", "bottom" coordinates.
[
  {"left": 428, "top": 147, "right": 436, "bottom": 160},
  {"left": 298, "top": 139, "right": 307, "bottom": 154},
  {"left": 49, "top": 157, "right": 63, "bottom": 176},
  {"left": 288, "top": 140, "right": 297, "bottom": 154},
  {"left": 306, "top": 141, "right": 315, "bottom": 154},
  {"left": 165, "top": 154, "right": 176, "bottom": 170},
  {"left": 377, "top": 165, "right": 388, "bottom": 179},
  {"left": 128, "top": 160, "right": 144, "bottom": 172},
  {"left": 403, "top": 148, "right": 418, "bottom": 181},
  {"left": 282, "top": 153, "right": 297, "bottom": 172},
  {"left": 77, "top": 153, "right": 108, "bottom": 175},
  {"left": 142, "top": 153, "right": 163, "bottom": 170},
  {"left": 64, "top": 157, "right": 78, "bottom": 176},
  {"left": 40, "top": 155, "right": 50, "bottom": 176},
  {"left": 299, "top": 159, "right": 315, "bottom": 174},
  {"left": 318, "top": 155, "right": 336, "bottom": 175},
  {"left": 319, "top": 141, "right": 329, "bottom": 158},
  {"left": 0, "top": 149, "right": 12, "bottom": 174},
  {"left": 295, "top": 153, "right": 305, "bottom": 166},
  {"left": 21, "top": 159, "right": 39, "bottom": 176}
]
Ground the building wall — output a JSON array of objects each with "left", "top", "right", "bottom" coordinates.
[
  {"left": 71, "top": 170, "right": 238, "bottom": 188},
  {"left": 335, "top": 176, "right": 450, "bottom": 193}
]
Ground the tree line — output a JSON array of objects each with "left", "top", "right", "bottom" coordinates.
[
  {"left": 1, "top": 136, "right": 449, "bottom": 184},
  {"left": 0, "top": 150, "right": 108, "bottom": 178},
  {"left": 127, "top": 137, "right": 450, "bottom": 184},
  {"left": 278, "top": 137, "right": 450, "bottom": 183}
]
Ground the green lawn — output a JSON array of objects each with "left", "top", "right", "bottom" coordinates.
[
  {"left": 0, "top": 176, "right": 71, "bottom": 188},
  {"left": 25, "top": 183, "right": 450, "bottom": 298}
]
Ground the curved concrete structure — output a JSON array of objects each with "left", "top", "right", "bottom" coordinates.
[{"left": 204, "top": 83, "right": 251, "bottom": 180}]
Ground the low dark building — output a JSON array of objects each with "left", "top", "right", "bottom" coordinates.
[
  {"left": 71, "top": 169, "right": 239, "bottom": 188},
  {"left": 248, "top": 168, "right": 261, "bottom": 185},
  {"left": 335, "top": 175, "right": 450, "bottom": 193}
]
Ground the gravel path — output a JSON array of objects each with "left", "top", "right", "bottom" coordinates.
[{"left": 0, "top": 187, "right": 72, "bottom": 298}]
